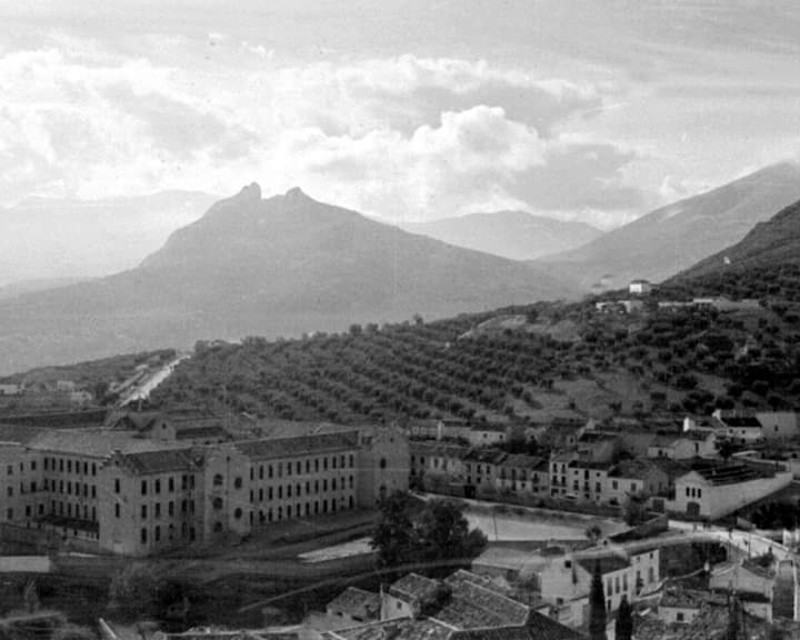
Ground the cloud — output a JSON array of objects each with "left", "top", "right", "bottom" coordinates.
[
  {"left": 0, "top": 46, "right": 644, "bottom": 225},
  {"left": 268, "top": 55, "right": 602, "bottom": 137}
]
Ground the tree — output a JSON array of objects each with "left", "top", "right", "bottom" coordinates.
[
  {"left": 415, "top": 499, "right": 487, "bottom": 563},
  {"left": 615, "top": 595, "right": 633, "bottom": 640},
  {"left": 370, "top": 493, "right": 487, "bottom": 569},
  {"left": 588, "top": 561, "right": 607, "bottom": 640},
  {"left": 371, "top": 491, "right": 416, "bottom": 568}
]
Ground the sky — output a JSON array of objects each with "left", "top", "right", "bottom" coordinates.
[{"left": 1, "top": 0, "right": 799, "bottom": 230}]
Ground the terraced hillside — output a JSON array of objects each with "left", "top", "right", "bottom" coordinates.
[{"left": 149, "top": 293, "right": 800, "bottom": 424}]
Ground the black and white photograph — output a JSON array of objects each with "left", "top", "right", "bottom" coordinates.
[{"left": 0, "top": 1, "right": 799, "bottom": 638}]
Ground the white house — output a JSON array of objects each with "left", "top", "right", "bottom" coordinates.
[
  {"left": 670, "top": 460, "right": 793, "bottom": 519},
  {"left": 629, "top": 280, "right": 653, "bottom": 295},
  {"left": 533, "top": 548, "right": 660, "bottom": 616}
]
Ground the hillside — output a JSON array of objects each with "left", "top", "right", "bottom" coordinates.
[
  {"left": 537, "top": 162, "right": 800, "bottom": 291},
  {"left": 148, "top": 286, "right": 800, "bottom": 425},
  {"left": 400, "top": 210, "right": 603, "bottom": 260},
  {"left": 0, "top": 191, "right": 217, "bottom": 286},
  {"left": 0, "top": 185, "right": 576, "bottom": 374},
  {"left": 670, "top": 198, "right": 800, "bottom": 281}
]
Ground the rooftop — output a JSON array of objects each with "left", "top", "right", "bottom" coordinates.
[
  {"left": 328, "top": 618, "right": 452, "bottom": 640},
  {"left": 117, "top": 448, "right": 199, "bottom": 474},
  {"left": 27, "top": 428, "right": 188, "bottom": 458},
  {"left": 388, "top": 573, "right": 441, "bottom": 603},
  {"left": 496, "top": 454, "right": 544, "bottom": 470},
  {"left": 235, "top": 430, "right": 360, "bottom": 460},
  {"left": 450, "top": 616, "right": 584, "bottom": 640},
  {"left": 576, "top": 555, "right": 630, "bottom": 575},
  {"left": 327, "top": 587, "right": 380, "bottom": 621}
]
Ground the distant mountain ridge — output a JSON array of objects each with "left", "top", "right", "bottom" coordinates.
[
  {"left": 537, "top": 162, "right": 800, "bottom": 291},
  {"left": 670, "top": 197, "right": 800, "bottom": 282},
  {"left": 0, "top": 185, "right": 577, "bottom": 374},
  {"left": 400, "top": 210, "right": 603, "bottom": 260}
]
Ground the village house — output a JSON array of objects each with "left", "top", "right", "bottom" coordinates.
[
  {"left": 629, "top": 279, "right": 653, "bottom": 295},
  {"left": 668, "top": 459, "right": 793, "bottom": 519},
  {"left": 646, "top": 430, "right": 717, "bottom": 460},
  {"left": 605, "top": 459, "right": 669, "bottom": 506},
  {"left": 532, "top": 548, "right": 661, "bottom": 620},
  {"left": 466, "top": 424, "right": 508, "bottom": 447},
  {"left": 576, "top": 431, "right": 620, "bottom": 463},
  {"left": 326, "top": 587, "right": 381, "bottom": 626},
  {"left": 565, "top": 459, "right": 614, "bottom": 503},
  {"left": 549, "top": 451, "right": 578, "bottom": 498},
  {"left": 494, "top": 454, "right": 549, "bottom": 496},
  {"left": 713, "top": 412, "right": 766, "bottom": 445},
  {"left": 0, "top": 384, "right": 22, "bottom": 396}
]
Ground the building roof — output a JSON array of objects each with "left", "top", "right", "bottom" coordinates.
[
  {"left": 576, "top": 555, "right": 629, "bottom": 576},
  {"left": 436, "top": 575, "right": 530, "bottom": 629},
  {"left": 175, "top": 425, "right": 232, "bottom": 441},
  {"left": 609, "top": 459, "right": 660, "bottom": 480},
  {"left": 0, "top": 424, "right": 51, "bottom": 446},
  {"left": 27, "top": 428, "right": 189, "bottom": 458},
  {"left": 450, "top": 616, "right": 584, "bottom": 640},
  {"left": 327, "top": 587, "right": 380, "bottom": 621},
  {"left": 497, "top": 455, "right": 544, "bottom": 470},
  {"left": 117, "top": 449, "right": 199, "bottom": 475},
  {"left": 235, "top": 430, "right": 360, "bottom": 460},
  {"left": 464, "top": 449, "right": 507, "bottom": 464},
  {"left": 685, "top": 460, "right": 763, "bottom": 486},
  {"left": 568, "top": 459, "right": 614, "bottom": 471},
  {"left": 718, "top": 415, "right": 762, "bottom": 429},
  {"left": 411, "top": 441, "right": 471, "bottom": 459},
  {"left": 388, "top": 573, "right": 441, "bottom": 603},
  {"left": 328, "top": 618, "right": 452, "bottom": 640}
]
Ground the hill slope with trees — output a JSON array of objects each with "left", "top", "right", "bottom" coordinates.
[{"left": 149, "top": 286, "right": 800, "bottom": 425}]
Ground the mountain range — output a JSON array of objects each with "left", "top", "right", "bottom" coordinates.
[
  {"left": 400, "top": 210, "right": 603, "bottom": 260},
  {"left": 0, "top": 185, "right": 576, "bottom": 374},
  {"left": 671, "top": 197, "right": 800, "bottom": 282},
  {"left": 537, "top": 162, "right": 800, "bottom": 292},
  {"left": 0, "top": 191, "right": 217, "bottom": 286}
]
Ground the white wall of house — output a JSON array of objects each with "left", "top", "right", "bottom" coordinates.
[
  {"left": 757, "top": 412, "right": 799, "bottom": 441},
  {"left": 658, "top": 606, "right": 700, "bottom": 624},
  {"left": 670, "top": 470, "right": 793, "bottom": 519}
]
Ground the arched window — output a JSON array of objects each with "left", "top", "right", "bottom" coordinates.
[
  {"left": 213, "top": 474, "right": 224, "bottom": 487},
  {"left": 212, "top": 497, "right": 223, "bottom": 510},
  {"left": 213, "top": 521, "right": 223, "bottom": 533},
  {"left": 379, "top": 458, "right": 387, "bottom": 469},
  {"left": 234, "top": 477, "right": 243, "bottom": 489},
  {"left": 234, "top": 508, "right": 242, "bottom": 520}
]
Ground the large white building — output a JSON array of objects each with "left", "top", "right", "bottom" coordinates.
[{"left": 0, "top": 416, "right": 409, "bottom": 556}]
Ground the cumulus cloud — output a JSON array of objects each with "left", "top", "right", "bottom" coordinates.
[{"left": 0, "top": 46, "right": 644, "bottom": 224}]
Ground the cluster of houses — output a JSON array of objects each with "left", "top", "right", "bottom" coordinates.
[
  {"left": 409, "top": 412, "right": 797, "bottom": 520},
  {"left": 593, "top": 277, "right": 763, "bottom": 316},
  {"left": 0, "top": 379, "right": 94, "bottom": 407}
]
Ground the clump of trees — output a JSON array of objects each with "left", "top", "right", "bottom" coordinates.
[{"left": 371, "top": 492, "right": 487, "bottom": 570}]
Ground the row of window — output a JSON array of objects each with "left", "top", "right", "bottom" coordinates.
[
  {"left": 49, "top": 500, "right": 97, "bottom": 521},
  {"left": 247, "top": 475, "right": 356, "bottom": 503},
  {"left": 140, "top": 522, "right": 196, "bottom": 545},
  {"left": 117, "top": 499, "right": 197, "bottom": 520},
  {"left": 114, "top": 474, "right": 197, "bottom": 496},
  {"left": 42, "top": 457, "right": 96, "bottom": 476},
  {"left": 40, "top": 479, "right": 96, "bottom": 498},
  {"left": 6, "top": 460, "right": 37, "bottom": 476},
  {"left": 245, "top": 454, "right": 357, "bottom": 483},
  {"left": 685, "top": 486, "right": 703, "bottom": 499}
]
